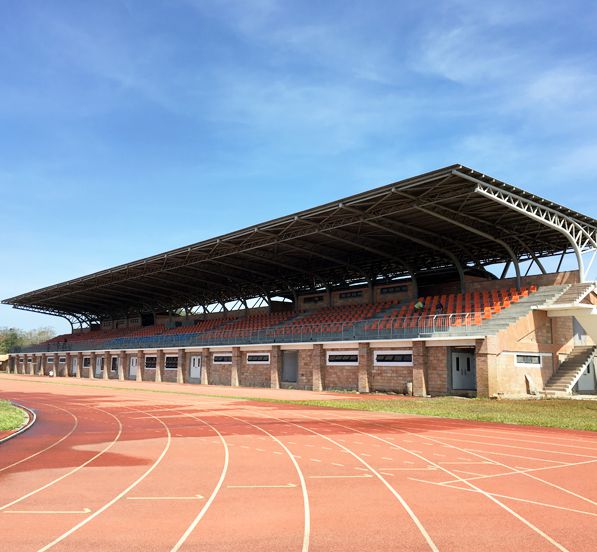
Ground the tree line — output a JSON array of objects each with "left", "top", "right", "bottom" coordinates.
[{"left": 0, "top": 327, "right": 56, "bottom": 354}]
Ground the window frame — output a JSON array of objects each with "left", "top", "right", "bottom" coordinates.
[
  {"left": 326, "top": 351, "right": 359, "bottom": 366},
  {"left": 374, "top": 350, "right": 414, "bottom": 367},
  {"left": 246, "top": 353, "right": 270, "bottom": 365}
]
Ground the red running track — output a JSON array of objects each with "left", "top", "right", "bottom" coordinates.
[{"left": 0, "top": 375, "right": 595, "bottom": 551}]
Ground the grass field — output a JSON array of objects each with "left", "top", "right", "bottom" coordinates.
[
  {"left": 263, "top": 396, "right": 597, "bottom": 432},
  {"left": 0, "top": 399, "right": 27, "bottom": 432}
]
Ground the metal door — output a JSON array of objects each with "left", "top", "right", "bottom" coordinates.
[
  {"left": 577, "top": 361, "right": 596, "bottom": 393},
  {"left": 451, "top": 351, "right": 476, "bottom": 390},
  {"left": 190, "top": 356, "right": 201, "bottom": 380},
  {"left": 282, "top": 351, "right": 298, "bottom": 383},
  {"left": 129, "top": 356, "right": 138, "bottom": 378},
  {"left": 95, "top": 357, "right": 104, "bottom": 377}
]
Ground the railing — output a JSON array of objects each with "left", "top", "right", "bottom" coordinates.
[{"left": 12, "top": 313, "right": 483, "bottom": 353}]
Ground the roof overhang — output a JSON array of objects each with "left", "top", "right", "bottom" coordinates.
[{"left": 4, "top": 164, "right": 596, "bottom": 320}]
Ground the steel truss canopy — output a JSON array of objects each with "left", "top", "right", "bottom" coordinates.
[{"left": 4, "top": 164, "right": 596, "bottom": 322}]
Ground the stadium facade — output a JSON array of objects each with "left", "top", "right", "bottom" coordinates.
[{"left": 3, "top": 165, "right": 597, "bottom": 397}]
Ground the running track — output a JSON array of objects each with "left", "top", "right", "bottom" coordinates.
[{"left": 0, "top": 375, "right": 595, "bottom": 551}]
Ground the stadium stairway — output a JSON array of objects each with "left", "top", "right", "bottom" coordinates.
[
  {"left": 471, "top": 285, "right": 568, "bottom": 336},
  {"left": 544, "top": 344, "right": 597, "bottom": 395}
]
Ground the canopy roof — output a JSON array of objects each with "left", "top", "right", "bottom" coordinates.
[{"left": 4, "top": 164, "right": 596, "bottom": 324}]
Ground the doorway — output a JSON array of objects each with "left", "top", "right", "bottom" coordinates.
[
  {"left": 282, "top": 351, "right": 298, "bottom": 383},
  {"left": 189, "top": 355, "right": 202, "bottom": 383},
  {"left": 451, "top": 349, "right": 476, "bottom": 391},
  {"left": 129, "top": 356, "right": 138, "bottom": 379}
]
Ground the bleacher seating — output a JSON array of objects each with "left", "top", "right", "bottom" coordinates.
[{"left": 36, "top": 285, "right": 539, "bottom": 349}]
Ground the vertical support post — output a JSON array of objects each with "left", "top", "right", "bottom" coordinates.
[
  {"left": 89, "top": 351, "right": 96, "bottom": 379},
  {"left": 29, "top": 356, "right": 35, "bottom": 376},
  {"left": 52, "top": 353, "right": 59, "bottom": 377},
  {"left": 230, "top": 347, "right": 240, "bottom": 387},
  {"left": 136, "top": 350, "right": 144, "bottom": 382},
  {"left": 177, "top": 348, "right": 186, "bottom": 384},
  {"left": 475, "top": 337, "right": 499, "bottom": 398},
  {"left": 200, "top": 348, "right": 210, "bottom": 385},
  {"left": 103, "top": 351, "right": 111, "bottom": 380},
  {"left": 155, "top": 349, "right": 164, "bottom": 383},
  {"left": 270, "top": 345, "right": 282, "bottom": 389},
  {"left": 357, "top": 342, "right": 371, "bottom": 393},
  {"left": 76, "top": 352, "right": 83, "bottom": 378},
  {"left": 35, "top": 355, "right": 42, "bottom": 376},
  {"left": 118, "top": 351, "right": 126, "bottom": 381},
  {"left": 412, "top": 341, "right": 428, "bottom": 397},
  {"left": 40, "top": 353, "right": 47, "bottom": 376},
  {"left": 64, "top": 353, "right": 71, "bottom": 378},
  {"left": 311, "top": 344, "right": 325, "bottom": 392}
]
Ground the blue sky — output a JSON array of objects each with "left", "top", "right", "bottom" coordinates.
[{"left": 1, "top": 0, "right": 596, "bottom": 333}]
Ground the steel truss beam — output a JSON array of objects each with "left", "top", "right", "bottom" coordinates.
[{"left": 459, "top": 172, "right": 597, "bottom": 282}]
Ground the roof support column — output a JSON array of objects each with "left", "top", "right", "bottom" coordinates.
[{"left": 416, "top": 207, "right": 522, "bottom": 290}]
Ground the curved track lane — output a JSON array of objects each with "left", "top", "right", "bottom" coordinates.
[{"left": 1, "top": 376, "right": 595, "bottom": 552}]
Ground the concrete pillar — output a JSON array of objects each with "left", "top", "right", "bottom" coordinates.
[
  {"left": 231, "top": 347, "right": 240, "bottom": 387},
  {"left": 76, "top": 352, "right": 83, "bottom": 378},
  {"left": 412, "top": 341, "right": 428, "bottom": 397},
  {"left": 200, "top": 348, "right": 210, "bottom": 385},
  {"left": 475, "top": 337, "right": 499, "bottom": 398},
  {"left": 177, "top": 348, "right": 186, "bottom": 384},
  {"left": 64, "top": 353, "right": 71, "bottom": 377},
  {"left": 118, "top": 351, "right": 126, "bottom": 381},
  {"left": 52, "top": 353, "right": 59, "bottom": 377},
  {"left": 312, "top": 344, "right": 325, "bottom": 392},
  {"left": 136, "top": 350, "right": 144, "bottom": 382},
  {"left": 155, "top": 349, "right": 164, "bottom": 383},
  {"left": 9, "top": 356, "right": 16, "bottom": 374},
  {"left": 40, "top": 353, "right": 47, "bottom": 376},
  {"left": 29, "top": 356, "right": 35, "bottom": 376},
  {"left": 270, "top": 345, "right": 282, "bottom": 389},
  {"left": 357, "top": 342, "right": 371, "bottom": 393},
  {"left": 103, "top": 351, "right": 111, "bottom": 380},
  {"left": 89, "top": 351, "right": 96, "bottom": 379}
]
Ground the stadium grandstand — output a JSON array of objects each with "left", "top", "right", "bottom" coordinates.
[{"left": 3, "top": 164, "right": 597, "bottom": 397}]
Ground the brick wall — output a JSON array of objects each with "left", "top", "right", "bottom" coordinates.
[
  {"left": 209, "top": 363, "right": 231, "bottom": 386},
  {"left": 324, "top": 365, "right": 359, "bottom": 390},
  {"left": 427, "top": 346, "right": 449, "bottom": 395},
  {"left": 239, "top": 357, "right": 270, "bottom": 387}
]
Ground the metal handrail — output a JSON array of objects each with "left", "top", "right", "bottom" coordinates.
[{"left": 12, "top": 312, "right": 483, "bottom": 353}]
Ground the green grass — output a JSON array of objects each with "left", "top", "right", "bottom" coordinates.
[
  {"left": 2, "top": 375, "right": 596, "bottom": 431},
  {"left": 267, "top": 396, "right": 597, "bottom": 432},
  {"left": 0, "top": 399, "right": 27, "bottom": 432}
]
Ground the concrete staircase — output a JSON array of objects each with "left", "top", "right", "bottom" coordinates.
[
  {"left": 550, "top": 282, "right": 596, "bottom": 306},
  {"left": 544, "top": 345, "right": 597, "bottom": 395},
  {"left": 471, "top": 285, "right": 568, "bottom": 336}
]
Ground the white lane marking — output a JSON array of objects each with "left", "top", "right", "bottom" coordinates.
[
  {"left": 309, "top": 474, "right": 373, "bottom": 479},
  {"left": 310, "top": 414, "right": 571, "bottom": 552},
  {"left": 381, "top": 457, "right": 393, "bottom": 461},
  {"left": 432, "top": 435, "right": 597, "bottom": 460},
  {"left": 0, "top": 403, "right": 79, "bottom": 474},
  {"left": 273, "top": 451, "right": 283, "bottom": 455},
  {"left": 159, "top": 409, "right": 231, "bottom": 552},
  {"left": 377, "top": 467, "right": 437, "bottom": 471},
  {"left": 37, "top": 407, "right": 173, "bottom": 552},
  {"left": 5, "top": 508, "right": 91, "bottom": 514},
  {"left": 0, "top": 407, "right": 123, "bottom": 512},
  {"left": 216, "top": 414, "right": 310, "bottom": 552},
  {"left": 247, "top": 411, "right": 439, "bottom": 552},
  {"left": 127, "top": 495, "right": 204, "bottom": 500},
  {"left": 332, "top": 462, "right": 344, "bottom": 467},
  {"left": 228, "top": 483, "right": 297, "bottom": 489},
  {"left": 437, "top": 459, "right": 597, "bottom": 486},
  {"left": 411, "top": 477, "right": 597, "bottom": 518},
  {"left": 310, "top": 458, "right": 322, "bottom": 463}
]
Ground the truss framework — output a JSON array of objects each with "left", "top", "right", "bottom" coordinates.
[{"left": 3, "top": 164, "right": 596, "bottom": 321}]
